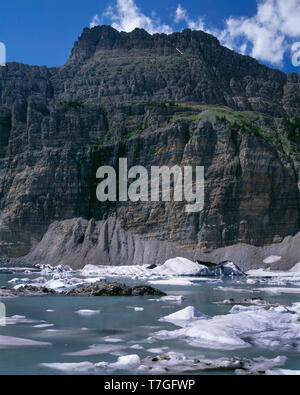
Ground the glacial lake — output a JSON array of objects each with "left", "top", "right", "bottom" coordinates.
[{"left": 0, "top": 272, "right": 299, "bottom": 375}]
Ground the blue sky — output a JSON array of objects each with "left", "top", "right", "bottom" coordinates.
[{"left": 0, "top": 0, "right": 299, "bottom": 73}]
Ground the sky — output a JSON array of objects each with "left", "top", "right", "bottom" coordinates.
[{"left": 0, "top": 0, "right": 300, "bottom": 73}]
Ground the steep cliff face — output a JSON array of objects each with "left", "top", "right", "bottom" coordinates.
[{"left": 0, "top": 26, "right": 299, "bottom": 262}]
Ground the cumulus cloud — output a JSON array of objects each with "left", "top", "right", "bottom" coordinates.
[
  {"left": 174, "top": 4, "right": 205, "bottom": 31},
  {"left": 220, "top": 0, "right": 300, "bottom": 65},
  {"left": 99, "top": 0, "right": 172, "bottom": 34},
  {"left": 90, "top": 14, "right": 100, "bottom": 28}
]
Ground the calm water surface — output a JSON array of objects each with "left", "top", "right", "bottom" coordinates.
[{"left": 0, "top": 273, "right": 299, "bottom": 375}]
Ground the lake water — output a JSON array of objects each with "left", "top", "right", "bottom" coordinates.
[{"left": 0, "top": 272, "right": 299, "bottom": 375}]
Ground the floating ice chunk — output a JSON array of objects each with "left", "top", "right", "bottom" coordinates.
[
  {"left": 81, "top": 264, "right": 149, "bottom": 278},
  {"left": 33, "top": 324, "right": 54, "bottom": 328},
  {"left": 161, "top": 296, "right": 186, "bottom": 304},
  {"left": 264, "top": 256, "right": 282, "bottom": 264},
  {"left": 154, "top": 304, "right": 300, "bottom": 351},
  {"left": 5, "top": 315, "right": 45, "bottom": 325},
  {"left": 43, "top": 279, "right": 67, "bottom": 292},
  {"left": 147, "top": 347, "right": 168, "bottom": 354},
  {"left": 149, "top": 279, "right": 194, "bottom": 286},
  {"left": 130, "top": 344, "right": 144, "bottom": 350},
  {"left": 41, "top": 361, "right": 95, "bottom": 373},
  {"left": 153, "top": 257, "right": 211, "bottom": 276},
  {"left": 150, "top": 277, "right": 217, "bottom": 286},
  {"left": 160, "top": 306, "right": 208, "bottom": 327},
  {"left": 65, "top": 344, "right": 127, "bottom": 356},
  {"left": 104, "top": 337, "right": 123, "bottom": 343},
  {"left": 75, "top": 310, "right": 101, "bottom": 316},
  {"left": 134, "top": 307, "right": 144, "bottom": 312},
  {"left": 256, "top": 287, "right": 300, "bottom": 295},
  {"left": 139, "top": 353, "right": 286, "bottom": 374},
  {"left": 0, "top": 335, "right": 51, "bottom": 348},
  {"left": 215, "top": 286, "right": 253, "bottom": 293},
  {"left": 215, "top": 261, "right": 245, "bottom": 277},
  {"left": 9, "top": 278, "right": 31, "bottom": 285},
  {"left": 267, "top": 369, "right": 300, "bottom": 375},
  {"left": 81, "top": 258, "right": 211, "bottom": 280},
  {"left": 215, "top": 298, "right": 271, "bottom": 307},
  {"left": 110, "top": 354, "right": 141, "bottom": 369}
]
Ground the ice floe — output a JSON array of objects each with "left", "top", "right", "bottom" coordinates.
[
  {"left": 5, "top": 315, "right": 45, "bottom": 325},
  {"left": 160, "top": 295, "right": 186, "bottom": 304},
  {"left": 33, "top": 324, "right": 54, "bottom": 328},
  {"left": 40, "top": 351, "right": 289, "bottom": 375},
  {"left": 65, "top": 344, "right": 127, "bottom": 356},
  {"left": 138, "top": 353, "right": 287, "bottom": 374},
  {"left": 108, "top": 354, "right": 141, "bottom": 369},
  {"left": 41, "top": 361, "right": 95, "bottom": 373},
  {"left": 266, "top": 369, "right": 300, "bottom": 375},
  {"left": 81, "top": 258, "right": 243, "bottom": 284},
  {"left": 214, "top": 261, "right": 245, "bottom": 277},
  {"left": 0, "top": 335, "right": 51, "bottom": 348},
  {"left": 130, "top": 344, "right": 144, "bottom": 350},
  {"left": 255, "top": 287, "right": 300, "bottom": 295},
  {"left": 149, "top": 277, "right": 219, "bottom": 287},
  {"left": 147, "top": 347, "right": 169, "bottom": 354},
  {"left": 104, "top": 337, "right": 123, "bottom": 343},
  {"left": 134, "top": 307, "right": 144, "bottom": 312},
  {"left": 75, "top": 309, "right": 101, "bottom": 316},
  {"left": 153, "top": 258, "right": 211, "bottom": 276},
  {"left": 160, "top": 306, "right": 208, "bottom": 327},
  {"left": 246, "top": 268, "right": 300, "bottom": 286},
  {"left": 214, "top": 298, "right": 273, "bottom": 307},
  {"left": 154, "top": 303, "right": 300, "bottom": 351}
]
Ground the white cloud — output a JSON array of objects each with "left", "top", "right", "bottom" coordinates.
[
  {"left": 220, "top": 0, "right": 300, "bottom": 65},
  {"left": 90, "top": 14, "right": 100, "bottom": 28},
  {"left": 175, "top": 4, "right": 205, "bottom": 31},
  {"left": 101, "top": 0, "right": 172, "bottom": 34}
]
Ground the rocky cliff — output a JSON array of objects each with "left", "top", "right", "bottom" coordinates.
[{"left": 0, "top": 26, "right": 300, "bottom": 267}]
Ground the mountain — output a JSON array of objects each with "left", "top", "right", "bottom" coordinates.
[{"left": 0, "top": 26, "right": 300, "bottom": 269}]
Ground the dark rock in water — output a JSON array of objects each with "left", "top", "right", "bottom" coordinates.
[
  {"left": 131, "top": 285, "right": 165, "bottom": 296},
  {"left": 147, "top": 264, "right": 157, "bottom": 270},
  {"left": 0, "top": 282, "right": 166, "bottom": 298},
  {"left": 0, "top": 286, "right": 58, "bottom": 297},
  {"left": 65, "top": 282, "right": 166, "bottom": 297}
]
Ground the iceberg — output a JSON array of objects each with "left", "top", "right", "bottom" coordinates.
[
  {"left": 152, "top": 258, "right": 211, "bottom": 276},
  {"left": 154, "top": 304, "right": 300, "bottom": 351},
  {"left": 159, "top": 306, "right": 209, "bottom": 327}
]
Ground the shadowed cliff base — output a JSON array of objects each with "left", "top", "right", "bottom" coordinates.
[{"left": 17, "top": 217, "right": 300, "bottom": 271}]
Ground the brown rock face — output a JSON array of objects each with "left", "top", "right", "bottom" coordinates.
[{"left": 0, "top": 26, "right": 299, "bottom": 261}]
